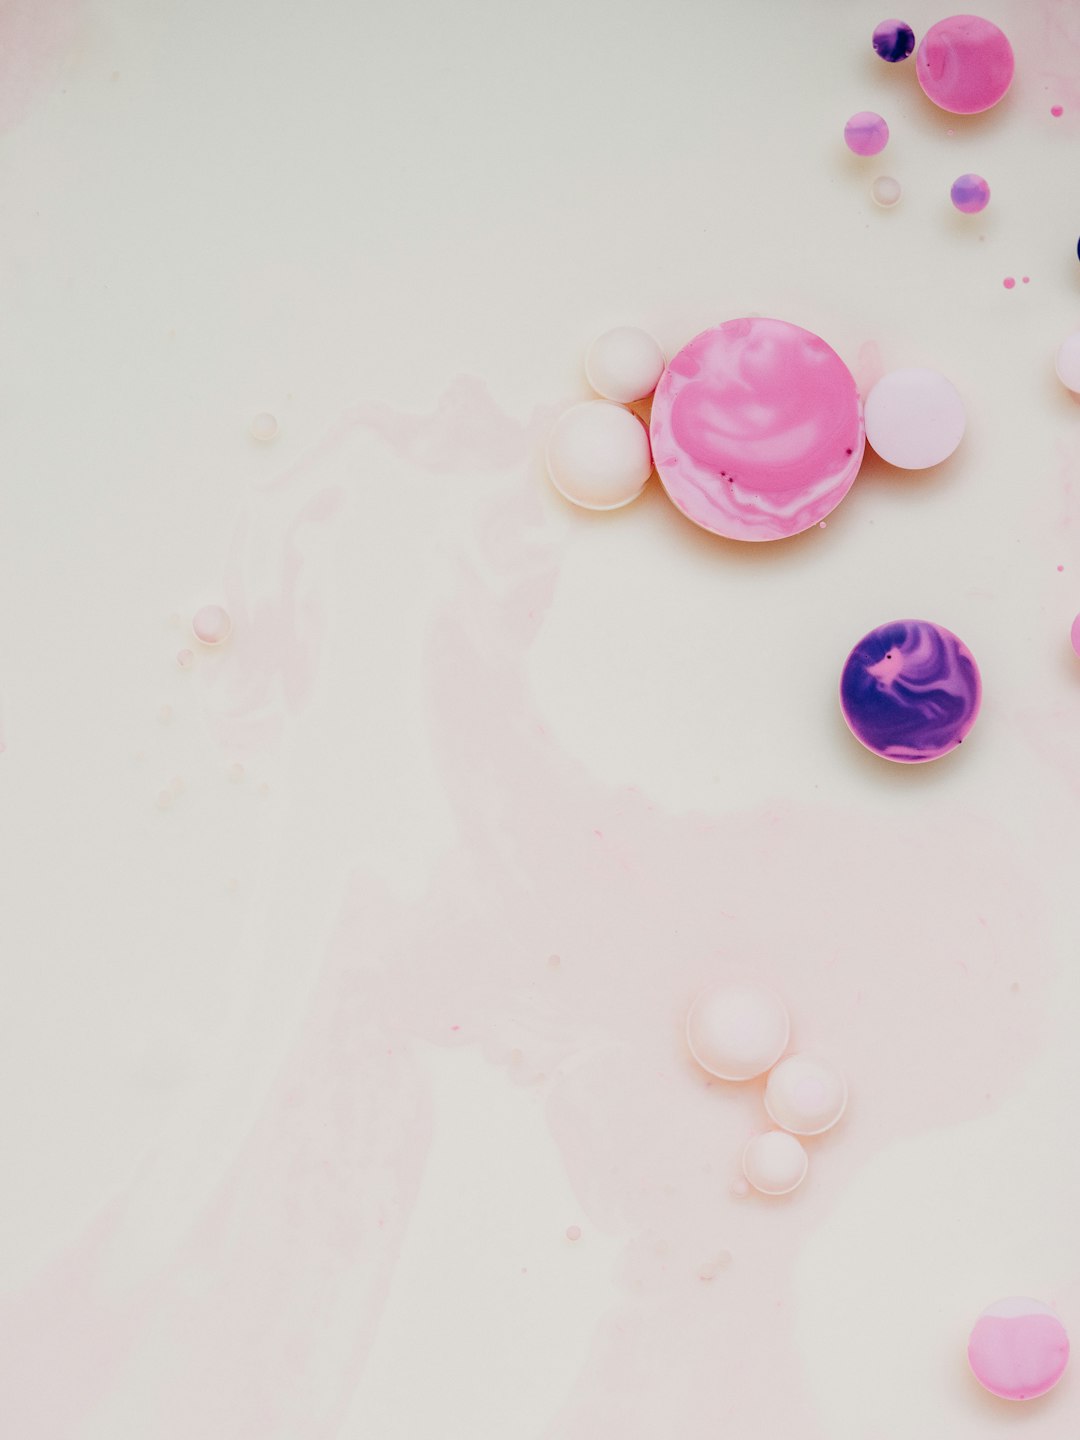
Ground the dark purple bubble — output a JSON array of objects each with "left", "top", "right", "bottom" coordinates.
[
  {"left": 840, "top": 619, "right": 982, "bottom": 763},
  {"left": 872, "top": 19, "right": 915, "bottom": 63}
]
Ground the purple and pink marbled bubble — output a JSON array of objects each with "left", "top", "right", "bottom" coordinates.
[
  {"left": 950, "top": 172, "right": 990, "bottom": 214},
  {"left": 843, "top": 111, "right": 890, "bottom": 156},
  {"left": 968, "top": 1298, "right": 1070, "bottom": 1401},
  {"left": 840, "top": 619, "right": 982, "bottom": 762},
  {"left": 649, "top": 318, "right": 865, "bottom": 542},
  {"left": 872, "top": 19, "right": 915, "bottom": 63}
]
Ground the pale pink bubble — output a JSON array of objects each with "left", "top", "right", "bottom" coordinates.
[
  {"left": 843, "top": 111, "right": 889, "bottom": 156},
  {"left": 192, "top": 604, "right": 232, "bottom": 646},
  {"left": 1071, "top": 612, "right": 1080, "bottom": 656},
  {"left": 565, "top": 1225, "right": 582, "bottom": 1242},
  {"left": 968, "top": 1298, "right": 1070, "bottom": 1400},
  {"left": 1003, "top": 276, "right": 1016, "bottom": 289},
  {"left": 176, "top": 648, "right": 194, "bottom": 669}
]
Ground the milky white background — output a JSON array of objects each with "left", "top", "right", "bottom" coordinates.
[{"left": 2, "top": 0, "right": 1080, "bottom": 1436}]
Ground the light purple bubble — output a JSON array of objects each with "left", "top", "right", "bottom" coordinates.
[
  {"left": 950, "top": 173, "right": 990, "bottom": 214},
  {"left": 844, "top": 111, "right": 889, "bottom": 157}
]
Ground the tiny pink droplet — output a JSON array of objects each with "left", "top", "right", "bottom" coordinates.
[
  {"left": 1003, "top": 277, "right": 1016, "bottom": 289},
  {"left": 177, "top": 648, "right": 195, "bottom": 668},
  {"left": 1052, "top": 105, "right": 1064, "bottom": 117},
  {"left": 1022, "top": 276, "right": 1030, "bottom": 284},
  {"left": 192, "top": 604, "right": 232, "bottom": 646},
  {"left": 565, "top": 1225, "right": 582, "bottom": 1242}
]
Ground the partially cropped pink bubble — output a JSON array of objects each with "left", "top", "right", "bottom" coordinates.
[
  {"left": 844, "top": 111, "right": 889, "bottom": 156},
  {"left": 192, "top": 604, "right": 232, "bottom": 646},
  {"left": 1070, "top": 612, "right": 1080, "bottom": 657},
  {"left": 968, "top": 1298, "right": 1069, "bottom": 1400}
]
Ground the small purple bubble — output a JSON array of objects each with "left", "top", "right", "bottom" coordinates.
[
  {"left": 872, "top": 19, "right": 915, "bottom": 63},
  {"left": 844, "top": 111, "right": 889, "bottom": 157},
  {"left": 950, "top": 173, "right": 990, "bottom": 213}
]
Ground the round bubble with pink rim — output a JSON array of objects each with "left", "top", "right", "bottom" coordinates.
[{"left": 649, "top": 318, "right": 865, "bottom": 541}]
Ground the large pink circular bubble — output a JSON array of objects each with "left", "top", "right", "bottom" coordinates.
[
  {"left": 649, "top": 318, "right": 865, "bottom": 541},
  {"left": 916, "top": 15, "right": 1014, "bottom": 115}
]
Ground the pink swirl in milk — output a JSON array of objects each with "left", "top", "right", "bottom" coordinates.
[{"left": 649, "top": 318, "right": 865, "bottom": 541}]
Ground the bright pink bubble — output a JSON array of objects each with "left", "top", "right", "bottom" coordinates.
[
  {"left": 1003, "top": 276, "right": 1016, "bottom": 289},
  {"left": 649, "top": 318, "right": 864, "bottom": 541},
  {"left": 916, "top": 15, "right": 1014, "bottom": 114},
  {"left": 1052, "top": 104, "right": 1064, "bottom": 117},
  {"left": 968, "top": 1298, "right": 1069, "bottom": 1400},
  {"left": 1070, "top": 612, "right": 1080, "bottom": 656}
]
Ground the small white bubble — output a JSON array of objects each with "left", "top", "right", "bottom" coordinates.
[
  {"left": 229, "top": 762, "right": 245, "bottom": 783},
  {"left": 156, "top": 790, "right": 173, "bottom": 811},
  {"left": 250, "top": 411, "right": 279, "bottom": 442},
  {"left": 158, "top": 704, "right": 173, "bottom": 723},
  {"left": 871, "top": 175, "right": 902, "bottom": 208}
]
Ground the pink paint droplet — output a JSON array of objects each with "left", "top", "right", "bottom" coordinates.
[
  {"left": 1003, "top": 277, "right": 1016, "bottom": 289},
  {"left": 1022, "top": 276, "right": 1030, "bottom": 284},
  {"left": 1070, "top": 612, "right": 1080, "bottom": 657},
  {"left": 566, "top": 1225, "right": 582, "bottom": 1242},
  {"left": 1058, "top": 565, "right": 1065, "bottom": 573},
  {"left": 192, "top": 604, "right": 232, "bottom": 646},
  {"left": 1052, "top": 105, "right": 1064, "bottom": 117},
  {"left": 968, "top": 1298, "right": 1070, "bottom": 1400},
  {"left": 177, "top": 648, "right": 194, "bottom": 669}
]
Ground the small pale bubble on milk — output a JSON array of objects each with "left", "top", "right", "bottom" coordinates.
[
  {"left": 566, "top": 1225, "right": 582, "bottom": 1242},
  {"left": 177, "top": 648, "right": 194, "bottom": 669},
  {"left": 158, "top": 704, "right": 172, "bottom": 722},
  {"left": 229, "top": 763, "right": 245, "bottom": 782}
]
